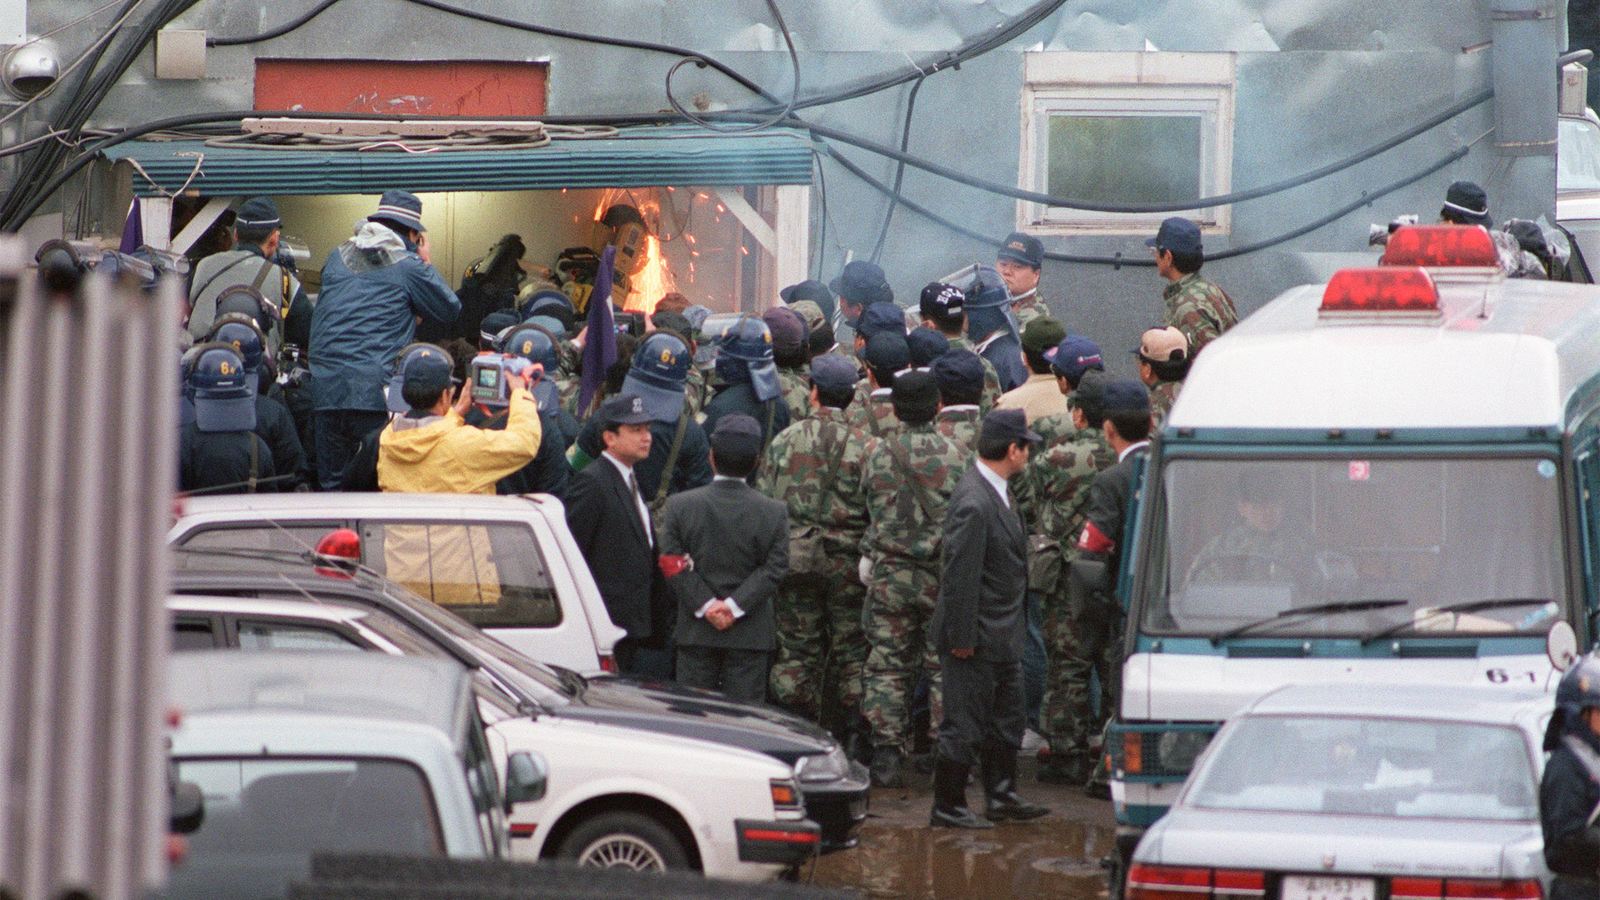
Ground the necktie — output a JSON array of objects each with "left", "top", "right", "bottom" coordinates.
[{"left": 628, "top": 472, "right": 647, "bottom": 532}]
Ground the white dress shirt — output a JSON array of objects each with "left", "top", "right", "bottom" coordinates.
[
  {"left": 976, "top": 461, "right": 1012, "bottom": 509},
  {"left": 603, "top": 451, "right": 652, "bottom": 539}
]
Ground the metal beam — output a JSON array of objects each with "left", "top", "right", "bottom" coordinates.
[
  {"left": 168, "top": 197, "right": 233, "bottom": 255},
  {"left": 138, "top": 197, "right": 173, "bottom": 251},
  {"left": 712, "top": 187, "right": 776, "bottom": 253}
]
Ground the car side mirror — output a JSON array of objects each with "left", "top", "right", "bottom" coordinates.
[
  {"left": 170, "top": 780, "right": 205, "bottom": 835},
  {"left": 504, "top": 750, "right": 548, "bottom": 812},
  {"left": 1548, "top": 620, "right": 1579, "bottom": 672}
]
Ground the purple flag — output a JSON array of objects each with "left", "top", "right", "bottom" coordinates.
[
  {"left": 118, "top": 198, "right": 143, "bottom": 254},
  {"left": 577, "top": 245, "right": 618, "bottom": 417}
]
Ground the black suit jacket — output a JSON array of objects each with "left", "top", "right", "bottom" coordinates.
[
  {"left": 659, "top": 479, "right": 789, "bottom": 651},
  {"left": 564, "top": 457, "right": 657, "bottom": 640},
  {"left": 930, "top": 464, "right": 1028, "bottom": 662}
]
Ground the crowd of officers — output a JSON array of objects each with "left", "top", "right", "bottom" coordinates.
[{"left": 172, "top": 188, "right": 1238, "bottom": 805}]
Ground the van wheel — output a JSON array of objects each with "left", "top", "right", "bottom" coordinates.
[{"left": 558, "top": 811, "right": 689, "bottom": 872}]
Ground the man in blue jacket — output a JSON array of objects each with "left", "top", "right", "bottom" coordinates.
[{"left": 310, "top": 190, "right": 459, "bottom": 489}]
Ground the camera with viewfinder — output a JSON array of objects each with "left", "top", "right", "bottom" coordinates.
[{"left": 469, "top": 353, "right": 542, "bottom": 408}]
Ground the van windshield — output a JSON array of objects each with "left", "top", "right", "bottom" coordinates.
[{"left": 1144, "top": 456, "right": 1566, "bottom": 637}]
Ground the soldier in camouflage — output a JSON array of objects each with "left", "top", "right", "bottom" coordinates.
[
  {"left": 764, "top": 306, "right": 814, "bottom": 424},
  {"left": 931, "top": 350, "right": 986, "bottom": 455},
  {"left": 829, "top": 261, "right": 894, "bottom": 360},
  {"left": 859, "top": 370, "right": 966, "bottom": 788},
  {"left": 1134, "top": 326, "right": 1191, "bottom": 430},
  {"left": 1185, "top": 473, "right": 1315, "bottom": 588},
  {"left": 919, "top": 282, "right": 1003, "bottom": 411},
  {"left": 1148, "top": 217, "right": 1237, "bottom": 356},
  {"left": 848, "top": 330, "right": 909, "bottom": 440},
  {"left": 996, "top": 231, "right": 1050, "bottom": 331},
  {"left": 906, "top": 327, "right": 949, "bottom": 371}
]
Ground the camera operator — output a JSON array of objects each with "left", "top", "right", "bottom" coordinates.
[{"left": 376, "top": 343, "right": 543, "bottom": 494}]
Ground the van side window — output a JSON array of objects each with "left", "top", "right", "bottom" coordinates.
[
  {"left": 358, "top": 521, "right": 560, "bottom": 630},
  {"left": 175, "top": 524, "right": 345, "bottom": 571},
  {"left": 1576, "top": 449, "right": 1600, "bottom": 633}
]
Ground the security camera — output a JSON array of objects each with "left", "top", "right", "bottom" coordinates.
[{"left": 3, "top": 40, "right": 61, "bottom": 99}]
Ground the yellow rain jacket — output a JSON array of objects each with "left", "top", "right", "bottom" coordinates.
[{"left": 376, "top": 388, "right": 541, "bottom": 605}]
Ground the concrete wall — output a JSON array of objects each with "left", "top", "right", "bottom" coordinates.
[{"left": 11, "top": 0, "right": 1568, "bottom": 377}]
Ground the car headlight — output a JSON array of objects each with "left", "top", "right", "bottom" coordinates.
[
  {"left": 1155, "top": 730, "right": 1212, "bottom": 774},
  {"left": 794, "top": 745, "right": 850, "bottom": 783}
]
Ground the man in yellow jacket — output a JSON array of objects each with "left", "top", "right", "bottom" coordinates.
[{"left": 377, "top": 344, "right": 542, "bottom": 606}]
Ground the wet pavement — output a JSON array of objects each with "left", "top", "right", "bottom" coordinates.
[{"left": 809, "top": 761, "right": 1117, "bottom": 899}]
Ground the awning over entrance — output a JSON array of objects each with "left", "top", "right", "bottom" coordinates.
[{"left": 101, "top": 125, "right": 815, "bottom": 197}]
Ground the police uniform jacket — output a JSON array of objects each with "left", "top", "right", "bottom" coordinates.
[
  {"left": 179, "top": 424, "right": 279, "bottom": 495},
  {"left": 1542, "top": 725, "right": 1600, "bottom": 899}
]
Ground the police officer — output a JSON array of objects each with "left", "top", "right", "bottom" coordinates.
[
  {"left": 859, "top": 370, "right": 966, "bottom": 788},
  {"left": 764, "top": 306, "right": 813, "bottom": 424},
  {"left": 465, "top": 323, "right": 574, "bottom": 499},
  {"left": 206, "top": 314, "right": 308, "bottom": 491},
  {"left": 852, "top": 331, "right": 910, "bottom": 439},
  {"left": 188, "top": 197, "right": 311, "bottom": 351},
  {"left": 650, "top": 310, "right": 709, "bottom": 418},
  {"left": 1148, "top": 217, "right": 1237, "bottom": 357},
  {"left": 759, "top": 354, "right": 872, "bottom": 748},
  {"left": 829, "top": 260, "right": 894, "bottom": 355},
  {"left": 906, "top": 327, "right": 949, "bottom": 371},
  {"left": 572, "top": 331, "right": 712, "bottom": 507},
  {"left": 702, "top": 315, "right": 791, "bottom": 449},
  {"left": 1542, "top": 653, "right": 1600, "bottom": 899},
  {"left": 929, "top": 409, "right": 1049, "bottom": 828},
  {"left": 995, "top": 231, "right": 1049, "bottom": 330},
  {"left": 961, "top": 266, "right": 1027, "bottom": 393},
  {"left": 846, "top": 301, "right": 909, "bottom": 417},
  {"left": 932, "top": 350, "right": 986, "bottom": 454},
  {"left": 919, "top": 281, "right": 1003, "bottom": 411},
  {"left": 179, "top": 344, "right": 280, "bottom": 495}
]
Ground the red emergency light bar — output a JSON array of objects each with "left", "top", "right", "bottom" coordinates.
[
  {"left": 1321, "top": 267, "right": 1440, "bottom": 314},
  {"left": 1380, "top": 224, "right": 1499, "bottom": 268}
]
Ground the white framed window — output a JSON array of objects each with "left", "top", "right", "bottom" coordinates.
[{"left": 1019, "top": 52, "right": 1236, "bottom": 235}]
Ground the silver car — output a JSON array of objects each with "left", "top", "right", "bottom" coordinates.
[{"left": 1129, "top": 683, "right": 1551, "bottom": 900}]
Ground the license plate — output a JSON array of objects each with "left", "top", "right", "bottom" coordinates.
[{"left": 1281, "top": 875, "right": 1377, "bottom": 900}]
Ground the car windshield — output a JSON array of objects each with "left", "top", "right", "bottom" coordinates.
[
  {"left": 168, "top": 757, "right": 444, "bottom": 899},
  {"left": 1560, "top": 116, "right": 1600, "bottom": 192},
  {"left": 1144, "top": 456, "right": 1565, "bottom": 637},
  {"left": 1185, "top": 715, "right": 1537, "bottom": 822}
]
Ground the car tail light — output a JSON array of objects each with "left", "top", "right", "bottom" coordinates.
[
  {"left": 598, "top": 654, "right": 617, "bottom": 673},
  {"left": 1320, "top": 267, "right": 1440, "bottom": 314},
  {"left": 1380, "top": 224, "right": 1499, "bottom": 268},
  {"left": 1392, "top": 878, "right": 1543, "bottom": 900},
  {"left": 1127, "top": 864, "right": 1264, "bottom": 900},
  {"left": 313, "top": 528, "right": 361, "bottom": 579}
]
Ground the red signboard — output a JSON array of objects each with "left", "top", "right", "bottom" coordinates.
[{"left": 254, "top": 59, "right": 548, "bottom": 116}]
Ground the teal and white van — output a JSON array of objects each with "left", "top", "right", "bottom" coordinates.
[{"left": 1107, "top": 226, "right": 1595, "bottom": 874}]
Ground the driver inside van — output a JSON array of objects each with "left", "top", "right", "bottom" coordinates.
[{"left": 1186, "top": 471, "right": 1316, "bottom": 588}]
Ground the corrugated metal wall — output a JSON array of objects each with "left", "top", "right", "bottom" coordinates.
[{"left": 0, "top": 238, "right": 175, "bottom": 899}]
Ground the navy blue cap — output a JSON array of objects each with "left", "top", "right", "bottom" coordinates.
[
  {"left": 400, "top": 345, "right": 454, "bottom": 407},
  {"left": 855, "top": 302, "right": 907, "bottom": 342},
  {"left": 710, "top": 413, "right": 764, "bottom": 459},
  {"left": 1102, "top": 378, "right": 1151, "bottom": 415},
  {"left": 1443, "top": 180, "right": 1491, "bottom": 227},
  {"left": 863, "top": 331, "right": 911, "bottom": 372},
  {"left": 1146, "top": 217, "right": 1202, "bottom": 255},
  {"left": 780, "top": 279, "right": 836, "bottom": 324},
  {"left": 919, "top": 281, "right": 965, "bottom": 321},
  {"left": 369, "top": 189, "right": 426, "bottom": 233},
  {"left": 906, "top": 327, "right": 950, "bottom": 367},
  {"left": 996, "top": 231, "right": 1043, "bottom": 269},
  {"left": 480, "top": 309, "right": 521, "bottom": 347},
  {"left": 931, "top": 349, "right": 984, "bottom": 400},
  {"left": 600, "top": 393, "right": 653, "bottom": 428},
  {"left": 234, "top": 197, "right": 281, "bottom": 234},
  {"left": 1050, "top": 335, "right": 1105, "bottom": 383},
  {"left": 190, "top": 345, "right": 256, "bottom": 433},
  {"left": 891, "top": 370, "right": 940, "bottom": 424},
  {"left": 829, "top": 260, "right": 893, "bottom": 307},
  {"left": 980, "top": 408, "right": 1043, "bottom": 446},
  {"left": 809, "top": 353, "right": 858, "bottom": 394}
]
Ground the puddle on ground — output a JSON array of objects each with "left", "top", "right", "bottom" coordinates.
[{"left": 810, "top": 816, "right": 1114, "bottom": 899}]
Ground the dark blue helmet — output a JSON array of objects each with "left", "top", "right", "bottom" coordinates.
[
  {"left": 188, "top": 344, "right": 256, "bottom": 433},
  {"left": 501, "top": 323, "right": 561, "bottom": 371},
  {"left": 1557, "top": 654, "right": 1600, "bottom": 718},
  {"left": 623, "top": 332, "right": 692, "bottom": 421},
  {"left": 716, "top": 315, "right": 775, "bottom": 363},
  {"left": 214, "top": 284, "right": 280, "bottom": 336},
  {"left": 207, "top": 313, "right": 268, "bottom": 376},
  {"left": 519, "top": 288, "right": 575, "bottom": 331}
]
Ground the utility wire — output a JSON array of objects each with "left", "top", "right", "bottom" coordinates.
[{"left": 665, "top": 0, "right": 799, "bottom": 134}]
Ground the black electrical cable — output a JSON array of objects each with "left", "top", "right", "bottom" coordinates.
[
  {"left": 868, "top": 75, "right": 925, "bottom": 264},
  {"left": 206, "top": 0, "right": 342, "bottom": 47},
  {"left": 822, "top": 141, "right": 1471, "bottom": 266},
  {"left": 665, "top": 0, "right": 799, "bottom": 134}
]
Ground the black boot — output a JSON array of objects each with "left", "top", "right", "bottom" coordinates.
[
  {"left": 1038, "top": 750, "right": 1092, "bottom": 786},
  {"left": 870, "top": 746, "right": 906, "bottom": 789},
  {"left": 929, "top": 756, "right": 993, "bottom": 829},
  {"left": 981, "top": 745, "right": 1050, "bottom": 821}
]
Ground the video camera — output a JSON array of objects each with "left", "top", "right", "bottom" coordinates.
[
  {"left": 614, "top": 310, "right": 646, "bottom": 339},
  {"left": 277, "top": 343, "right": 311, "bottom": 390},
  {"left": 469, "top": 353, "right": 543, "bottom": 408}
]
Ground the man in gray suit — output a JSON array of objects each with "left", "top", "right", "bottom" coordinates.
[
  {"left": 660, "top": 414, "right": 790, "bottom": 702},
  {"left": 929, "top": 409, "right": 1050, "bottom": 828}
]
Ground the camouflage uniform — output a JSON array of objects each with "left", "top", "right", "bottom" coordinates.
[
  {"left": 777, "top": 367, "right": 812, "bottom": 424},
  {"left": 945, "top": 335, "right": 1004, "bottom": 412},
  {"left": 846, "top": 381, "right": 899, "bottom": 439},
  {"left": 1149, "top": 380, "right": 1182, "bottom": 430},
  {"left": 684, "top": 365, "right": 709, "bottom": 418},
  {"left": 1163, "top": 273, "right": 1238, "bottom": 356},
  {"left": 758, "top": 406, "right": 870, "bottom": 725},
  {"left": 1011, "top": 291, "right": 1049, "bottom": 332},
  {"left": 1012, "top": 415, "right": 1115, "bottom": 771},
  {"left": 859, "top": 421, "right": 965, "bottom": 755},
  {"left": 934, "top": 406, "right": 982, "bottom": 456},
  {"left": 1186, "top": 525, "right": 1316, "bottom": 587}
]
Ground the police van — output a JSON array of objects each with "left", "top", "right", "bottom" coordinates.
[{"left": 1107, "top": 225, "right": 1597, "bottom": 877}]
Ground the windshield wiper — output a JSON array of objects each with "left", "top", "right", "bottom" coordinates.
[
  {"left": 1213, "top": 599, "right": 1409, "bottom": 643},
  {"left": 1360, "top": 598, "right": 1556, "bottom": 644}
]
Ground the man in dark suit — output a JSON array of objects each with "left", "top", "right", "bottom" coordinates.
[
  {"left": 929, "top": 409, "right": 1050, "bottom": 828},
  {"left": 563, "top": 394, "right": 663, "bottom": 676},
  {"left": 659, "top": 414, "right": 789, "bottom": 702}
]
